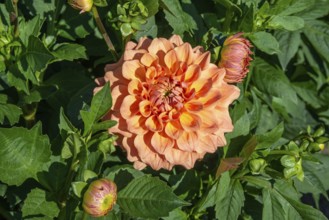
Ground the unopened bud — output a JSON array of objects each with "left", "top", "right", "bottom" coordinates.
[
  {"left": 68, "top": 0, "right": 93, "bottom": 13},
  {"left": 249, "top": 158, "right": 266, "bottom": 175},
  {"left": 280, "top": 155, "right": 296, "bottom": 168},
  {"left": 82, "top": 178, "right": 117, "bottom": 217}
]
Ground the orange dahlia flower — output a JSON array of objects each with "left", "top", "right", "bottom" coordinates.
[
  {"left": 218, "top": 33, "right": 252, "bottom": 83},
  {"left": 95, "top": 35, "right": 240, "bottom": 170}
]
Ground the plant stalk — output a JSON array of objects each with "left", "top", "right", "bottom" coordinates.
[{"left": 91, "top": 6, "right": 118, "bottom": 60}]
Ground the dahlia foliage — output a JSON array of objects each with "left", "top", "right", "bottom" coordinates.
[{"left": 0, "top": 0, "right": 328, "bottom": 219}]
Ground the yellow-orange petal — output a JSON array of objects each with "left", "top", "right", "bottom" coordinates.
[
  {"left": 218, "top": 84, "right": 240, "bottom": 107},
  {"left": 189, "top": 79, "right": 212, "bottom": 97},
  {"left": 198, "top": 89, "right": 221, "bottom": 107},
  {"left": 122, "top": 60, "right": 146, "bottom": 81},
  {"left": 124, "top": 49, "right": 147, "bottom": 61},
  {"left": 169, "top": 35, "right": 184, "bottom": 47},
  {"left": 111, "top": 85, "right": 128, "bottom": 110},
  {"left": 126, "top": 115, "right": 147, "bottom": 135},
  {"left": 164, "top": 49, "right": 179, "bottom": 73},
  {"left": 183, "top": 64, "right": 200, "bottom": 82},
  {"left": 193, "top": 51, "right": 210, "bottom": 70},
  {"left": 148, "top": 38, "right": 173, "bottom": 56},
  {"left": 122, "top": 136, "right": 140, "bottom": 162},
  {"left": 139, "top": 100, "right": 152, "bottom": 117},
  {"left": 197, "top": 134, "right": 220, "bottom": 154},
  {"left": 174, "top": 43, "right": 192, "bottom": 64},
  {"left": 120, "top": 95, "right": 140, "bottom": 119},
  {"left": 164, "top": 147, "right": 203, "bottom": 169},
  {"left": 198, "top": 109, "right": 219, "bottom": 133},
  {"left": 151, "top": 132, "right": 174, "bottom": 154},
  {"left": 164, "top": 120, "right": 183, "bottom": 139},
  {"left": 127, "top": 79, "right": 142, "bottom": 95},
  {"left": 176, "top": 131, "right": 198, "bottom": 152},
  {"left": 184, "top": 100, "right": 203, "bottom": 112},
  {"left": 136, "top": 37, "right": 152, "bottom": 50},
  {"left": 140, "top": 53, "right": 158, "bottom": 67},
  {"left": 145, "top": 115, "right": 163, "bottom": 132},
  {"left": 179, "top": 112, "right": 201, "bottom": 131}
]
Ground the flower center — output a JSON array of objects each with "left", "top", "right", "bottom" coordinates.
[{"left": 149, "top": 76, "right": 185, "bottom": 112}]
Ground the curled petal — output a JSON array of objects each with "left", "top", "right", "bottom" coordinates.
[
  {"left": 151, "top": 132, "right": 174, "bottom": 154},
  {"left": 184, "top": 100, "right": 203, "bottom": 112},
  {"left": 169, "top": 35, "right": 184, "bottom": 47},
  {"left": 120, "top": 95, "right": 140, "bottom": 119},
  {"left": 139, "top": 100, "right": 152, "bottom": 117},
  {"left": 145, "top": 115, "right": 163, "bottom": 132},
  {"left": 122, "top": 60, "right": 146, "bottom": 81},
  {"left": 183, "top": 64, "right": 200, "bottom": 82},
  {"left": 198, "top": 89, "right": 222, "bottom": 107},
  {"left": 126, "top": 115, "right": 147, "bottom": 135}
]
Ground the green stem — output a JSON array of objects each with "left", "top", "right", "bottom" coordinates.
[
  {"left": 12, "top": 0, "right": 19, "bottom": 37},
  {"left": 91, "top": 6, "right": 118, "bottom": 60},
  {"left": 268, "top": 150, "right": 298, "bottom": 157}
]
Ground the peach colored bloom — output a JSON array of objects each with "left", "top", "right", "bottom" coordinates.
[
  {"left": 95, "top": 35, "right": 240, "bottom": 170},
  {"left": 218, "top": 33, "right": 252, "bottom": 83}
]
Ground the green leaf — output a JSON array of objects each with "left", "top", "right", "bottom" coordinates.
[
  {"left": 25, "top": 35, "right": 54, "bottom": 73},
  {"left": 134, "top": 16, "right": 158, "bottom": 39},
  {"left": 274, "top": 30, "right": 301, "bottom": 70},
  {"left": 93, "top": 0, "right": 108, "bottom": 7},
  {"left": 19, "top": 15, "right": 43, "bottom": 46},
  {"left": 72, "top": 181, "right": 88, "bottom": 198},
  {"left": 278, "top": 0, "right": 315, "bottom": 16},
  {"left": 22, "top": 188, "right": 60, "bottom": 220},
  {"left": 52, "top": 43, "right": 87, "bottom": 61},
  {"left": 140, "top": 0, "right": 159, "bottom": 16},
  {"left": 161, "top": 0, "right": 197, "bottom": 35},
  {"left": 263, "top": 182, "right": 327, "bottom": 220},
  {"left": 80, "top": 82, "right": 112, "bottom": 136},
  {"left": 303, "top": 20, "right": 329, "bottom": 64},
  {"left": 249, "top": 32, "right": 280, "bottom": 54},
  {"left": 0, "top": 94, "right": 22, "bottom": 125},
  {"left": 251, "top": 58, "right": 298, "bottom": 105},
  {"left": 20, "top": 84, "right": 57, "bottom": 104},
  {"left": 117, "top": 176, "right": 189, "bottom": 218},
  {"left": 20, "top": 0, "right": 56, "bottom": 18},
  {"left": 297, "top": 0, "right": 329, "bottom": 19},
  {"left": 92, "top": 120, "right": 117, "bottom": 133},
  {"left": 0, "top": 123, "right": 51, "bottom": 185},
  {"left": 267, "top": 15, "right": 304, "bottom": 31},
  {"left": 215, "top": 174, "right": 245, "bottom": 220}
]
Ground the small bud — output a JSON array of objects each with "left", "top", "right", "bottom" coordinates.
[
  {"left": 300, "top": 140, "right": 310, "bottom": 151},
  {"left": 249, "top": 158, "right": 267, "bottom": 175},
  {"left": 308, "top": 142, "right": 323, "bottom": 153},
  {"left": 68, "top": 0, "right": 93, "bottom": 13},
  {"left": 280, "top": 155, "right": 296, "bottom": 168},
  {"left": 83, "top": 178, "right": 117, "bottom": 217}
]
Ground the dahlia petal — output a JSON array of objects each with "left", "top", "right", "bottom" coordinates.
[
  {"left": 108, "top": 112, "right": 132, "bottom": 138},
  {"left": 176, "top": 131, "right": 198, "bottom": 152},
  {"left": 179, "top": 112, "right": 201, "bottom": 131},
  {"left": 136, "top": 37, "right": 152, "bottom": 50},
  {"left": 148, "top": 38, "right": 173, "bottom": 56},
  {"left": 145, "top": 115, "right": 163, "bottom": 132},
  {"left": 218, "top": 84, "right": 240, "bottom": 107},
  {"left": 190, "top": 79, "right": 212, "bottom": 97},
  {"left": 164, "top": 120, "right": 183, "bottom": 139},
  {"left": 183, "top": 64, "right": 200, "bottom": 82},
  {"left": 214, "top": 106, "right": 234, "bottom": 132},
  {"left": 139, "top": 100, "right": 152, "bottom": 117},
  {"left": 198, "top": 89, "right": 221, "bottom": 107},
  {"left": 164, "top": 49, "right": 179, "bottom": 73},
  {"left": 124, "top": 49, "right": 147, "bottom": 61},
  {"left": 174, "top": 43, "right": 192, "bottom": 64},
  {"left": 111, "top": 85, "right": 128, "bottom": 110},
  {"left": 133, "top": 161, "right": 147, "bottom": 170},
  {"left": 184, "top": 100, "right": 203, "bottom": 112},
  {"left": 198, "top": 109, "right": 219, "bottom": 133},
  {"left": 193, "top": 51, "right": 210, "bottom": 70},
  {"left": 120, "top": 95, "right": 140, "bottom": 119},
  {"left": 140, "top": 53, "right": 158, "bottom": 67},
  {"left": 122, "top": 60, "right": 146, "bottom": 81},
  {"left": 128, "top": 79, "right": 142, "bottom": 95},
  {"left": 151, "top": 132, "right": 174, "bottom": 154},
  {"left": 126, "top": 115, "right": 147, "bottom": 135},
  {"left": 125, "top": 41, "right": 137, "bottom": 50},
  {"left": 122, "top": 136, "right": 140, "bottom": 162},
  {"left": 197, "top": 134, "right": 220, "bottom": 154},
  {"left": 164, "top": 147, "right": 203, "bottom": 169},
  {"left": 169, "top": 35, "right": 184, "bottom": 46}
]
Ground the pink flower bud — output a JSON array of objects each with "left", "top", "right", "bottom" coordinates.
[
  {"left": 68, "top": 0, "right": 93, "bottom": 13},
  {"left": 82, "top": 178, "right": 117, "bottom": 217},
  {"left": 218, "top": 33, "right": 253, "bottom": 83}
]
